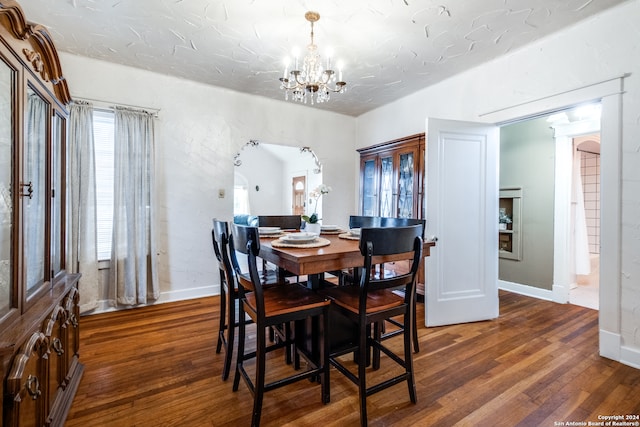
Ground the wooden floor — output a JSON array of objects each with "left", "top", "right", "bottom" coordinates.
[{"left": 66, "top": 291, "right": 640, "bottom": 427}]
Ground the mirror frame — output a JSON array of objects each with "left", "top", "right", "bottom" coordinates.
[{"left": 233, "top": 140, "right": 322, "bottom": 174}]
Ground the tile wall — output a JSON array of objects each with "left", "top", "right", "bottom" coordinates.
[{"left": 581, "top": 151, "right": 600, "bottom": 254}]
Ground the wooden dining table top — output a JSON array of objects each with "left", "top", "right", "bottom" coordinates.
[{"left": 259, "top": 233, "right": 435, "bottom": 277}]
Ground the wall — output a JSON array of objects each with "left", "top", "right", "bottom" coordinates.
[
  {"left": 356, "top": 0, "right": 640, "bottom": 367},
  {"left": 499, "top": 117, "right": 555, "bottom": 290},
  {"left": 59, "top": 53, "right": 357, "bottom": 306}
]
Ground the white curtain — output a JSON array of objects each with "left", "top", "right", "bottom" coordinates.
[
  {"left": 108, "top": 107, "right": 159, "bottom": 305},
  {"left": 572, "top": 149, "right": 591, "bottom": 275},
  {"left": 68, "top": 101, "right": 100, "bottom": 313}
]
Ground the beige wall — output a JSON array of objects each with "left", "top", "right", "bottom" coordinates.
[{"left": 499, "top": 117, "right": 556, "bottom": 290}]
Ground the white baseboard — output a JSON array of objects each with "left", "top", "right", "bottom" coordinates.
[
  {"left": 621, "top": 345, "right": 640, "bottom": 369},
  {"left": 599, "top": 329, "right": 621, "bottom": 362},
  {"left": 498, "top": 280, "right": 554, "bottom": 301},
  {"left": 84, "top": 285, "right": 219, "bottom": 316}
]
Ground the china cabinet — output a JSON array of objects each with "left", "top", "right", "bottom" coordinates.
[
  {"left": 0, "top": 1, "right": 82, "bottom": 426},
  {"left": 358, "top": 133, "right": 425, "bottom": 219},
  {"left": 358, "top": 133, "right": 426, "bottom": 294}
]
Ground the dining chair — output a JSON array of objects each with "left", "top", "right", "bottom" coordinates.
[
  {"left": 257, "top": 215, "right": 302, "bottom": 282},
  {"left": 229, "top": 223, "right": 331, "bottom": 427},
  {"left": 345, "top": 216, "right": 425, "bottom": 354},
  {"left": 212, "top": 219, "right": 236, "bottom": 381},
  {"left": 212, "top": 218, "right": 282, "bottom": 381},
  {"left": 379, "top": 217, "right": 426, "bottom": 354},
  {"left": 320, "top": 225, "right": 422, "bottom": 427}
]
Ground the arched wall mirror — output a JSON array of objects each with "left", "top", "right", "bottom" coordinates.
[{"left": 233, "top": 141, "right": 323, "bottom": 222}]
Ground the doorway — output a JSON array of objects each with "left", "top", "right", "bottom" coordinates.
[
  {"left": 570, "top": 134, "right": 601, "bottom": 310},
  {"left": 548, "top": 105, "right": 602, "bottom": 310},
  {"left": 482, "top": 75, "right": 624, "bottom": 362}
]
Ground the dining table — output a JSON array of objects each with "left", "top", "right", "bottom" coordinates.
[
  {"left": 258, "top": 229, "right": 436, "bottom": 359},
  {"left": 259, "top": 232, "right": 436, "bottom": 289}
]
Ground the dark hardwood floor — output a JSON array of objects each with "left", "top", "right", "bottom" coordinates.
[{"left": 66, "top": 291, "right": 640, "bottom": 427}]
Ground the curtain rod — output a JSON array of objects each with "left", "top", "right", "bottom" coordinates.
[{"left": 72, "top": 96, "right": 160, "bottom": 117}]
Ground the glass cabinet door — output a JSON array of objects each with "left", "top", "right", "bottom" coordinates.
[
  {"left": 51, "top": 112, "right": 64, "bottom": 277},
  {"left": 361, "top": 157, "right": 377, "bottom": 216},
  {"left": 24, "top": 87, "right": 48, "bottom": 296},
  {"left": 379, "top": 154, "right": 394, "bottom": 217},
  {"left": 0, "top": 57, "right": 13, "bottom": 318},
  {"left": 397, "top": 151, "right": 415, "bottom": 218}
]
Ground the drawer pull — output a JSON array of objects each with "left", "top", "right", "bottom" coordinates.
[
  {"left": 52, "top": 337, "right": 64, "bottom": 356},
  {"left": 26, "top": 375, "right": 41, "bottom": 400},
  {"left": 70, "top": 313, "right": 78, "bottom": 328}
]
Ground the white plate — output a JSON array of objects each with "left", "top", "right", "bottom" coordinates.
[
  {"left": 349, "top": 228, "right": 361, "bottom": 237},
  {"left": 280, "top": 232, "right": 318, "bottom": 243},
  {"left": 320, "top": 224, "right": 339, "bottom": 231},
  {"left": 259, "top": 226, "right": 281, "bottom": 234},
  {"left": 284, "top": 232, "right": 317, "bottom": 240}
]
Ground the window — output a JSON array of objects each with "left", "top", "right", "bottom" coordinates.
[
  {"left": 234, "top": 185, "right": 250, "bottom": 215},
  {"left": 93, "top": 109, "right": 114, "bottom": 260}
]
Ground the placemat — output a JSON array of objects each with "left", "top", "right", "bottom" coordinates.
[
  {"left": 259, "top": 232, "right": 286, "bottom": 239},
  {"left": 338, "top": 233, "right": 360, "bottom": 241},
  {"left": 271, "top": 237, "right": 331, "bottom": 248}
]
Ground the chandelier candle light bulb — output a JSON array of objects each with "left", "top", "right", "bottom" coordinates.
[{"left": 279, "top": 11, "right": 347, "bottom": 105}]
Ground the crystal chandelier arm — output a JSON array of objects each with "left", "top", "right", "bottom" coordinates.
[
  {"left": 279, "top": 75, "right": 300, "bottom": 91},
  {"left": 324, "top": 81, "right": 347, "bottom": 93}
]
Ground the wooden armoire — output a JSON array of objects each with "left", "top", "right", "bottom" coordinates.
[
  {"left": 0, "top": 1, "right": 82, "bottom": 426},
  {"left": 357, "top": 133, "right": 425, "bottom": 220},
  {"left": 358, "top": 133, "right": 426, "bottom": 294}
]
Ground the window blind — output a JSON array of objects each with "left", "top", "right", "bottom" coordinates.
[{"left": 93, "top": 109, "right": 114, "bottom": 260}]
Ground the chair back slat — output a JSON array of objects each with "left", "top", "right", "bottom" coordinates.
[
  {"left": 229, "top": 223, "right": 263, "bottom": 300},
  {"left": 380, "top": 217, "right": 426, "bottom": 237},
  {"left": 358, "top": 225, "right": 423, "bottom": 298},
  {"left": 359, "top": 224, "right": 422, "bottom": 256},
  {"left": 258, "top": 215, "right": 301, "bottom": 230},
  {"left": 212, "top": 219, "right": 233, "bottom": 288},
  {"left": 348, "top": 215, "right": 382, "bottom": 229}
]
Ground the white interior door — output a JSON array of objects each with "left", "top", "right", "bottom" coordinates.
[{"left": 425, "top": 118, "right": 499, "bottom": 326}]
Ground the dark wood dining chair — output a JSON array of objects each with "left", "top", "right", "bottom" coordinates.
[
  {"left": 212, "top": 219, "right": 236, "bottom": 381},
  {"left": 212, "top": 218, "right": 282, "bottom": 380},
  {"left": 379, "top": 217, "right": 426, "bottom": 353},
  {"left": 345, "top": 215, "right": 425, "bottom": 354},
  {"left": 229, "top": 223, "right": 331, "bottom": 427},
  {"left": 320, "top": 225, "right": 422, "bottom": 427},
  {"left": 257, "top": 215, "right": 302, "bottom": 282}
]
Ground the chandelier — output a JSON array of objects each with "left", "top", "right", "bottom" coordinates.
[{"left": 279, "top": 11, "right": 346, "bottom": 104}]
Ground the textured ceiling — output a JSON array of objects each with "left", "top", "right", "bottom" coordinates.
[{"left": 19, "top": 0, "right": 628, "bottom": 116}]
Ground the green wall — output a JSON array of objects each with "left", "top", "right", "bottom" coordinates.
[{"left": 499, "top": 117, "right": 555, "bottom": 290}]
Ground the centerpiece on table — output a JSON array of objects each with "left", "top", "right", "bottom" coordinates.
[{"left": 302, "top": 184, "right": 331, "bottom": 234}]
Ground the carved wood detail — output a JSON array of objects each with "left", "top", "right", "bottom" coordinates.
[
  {"left": 0, "top": 0, "right": 70, "bottom": 104},
  {"left": 22, "top": 47, "right": 49, "bottom": 81}
]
